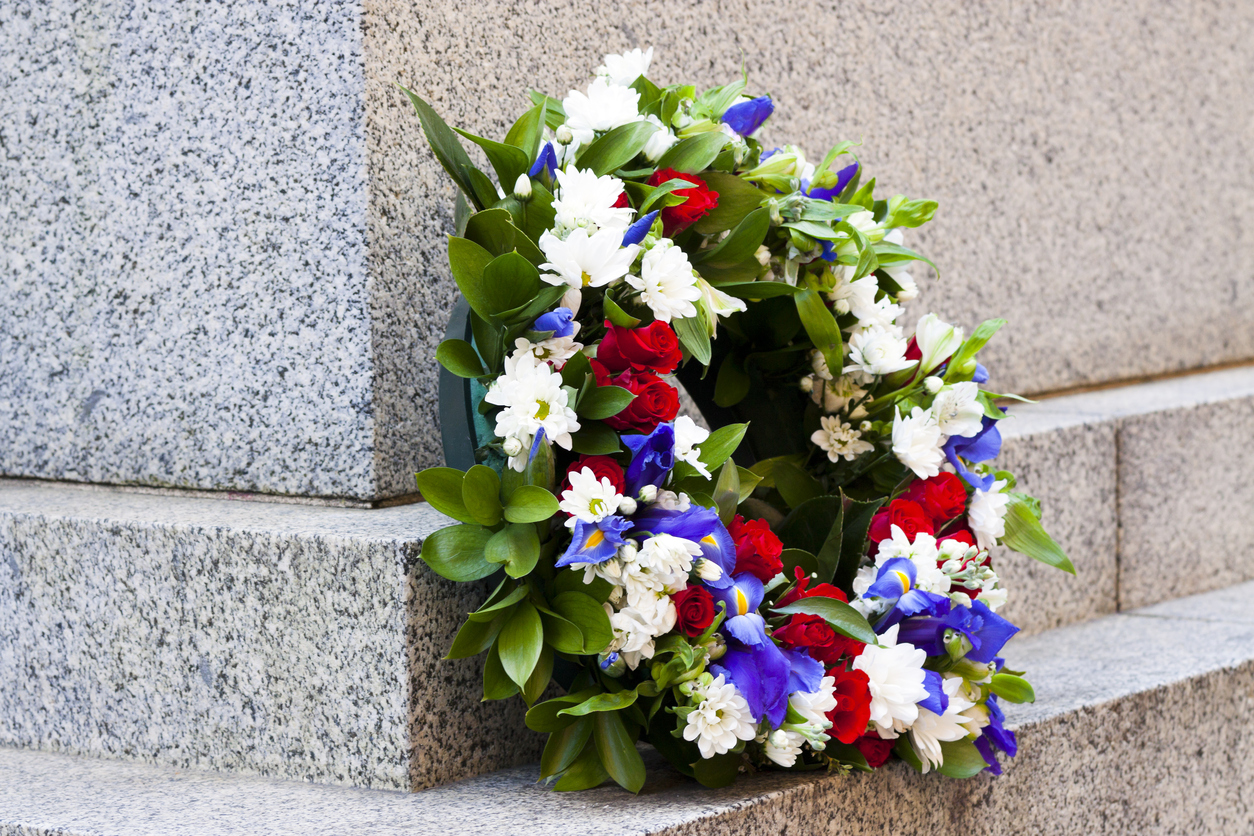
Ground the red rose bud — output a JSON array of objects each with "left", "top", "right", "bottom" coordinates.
[
  {"left": 825, "top": 668, "right": 873, "bottom": 745},
  {"left": 728, "top": 515, "right": 785, "bottom": 582},
  {"left": 671, "top": 586, "right": 717, "bottom": 636},
  {"left": 591, "top": 360, "right": 680, "bottom": 434},
  {"left": 647, "top": 168, "right": 719, "bottom": 236},
  {"left": 900, "top": 472, "right": 968, "bottom": 523},
  {"left": 867, "top": 498, "right": 935, "bottom": 547},
  {"left": 597, "top": 320, "right": 683, "bottom": 376},
  {"left": 853, "top": 733, "right": 896, "bottom": 768},
  {"left": 613, "top": 192, "right": 630, "bottom": 208},
  {"left": 562, "top": 455, "right": 626, "bottom": 495},
  {"left": 774, "top": 614, "right": 865, "bottom": 667},
  {"left": 774, "top": 566, "right": 849, "bottom": 609}
]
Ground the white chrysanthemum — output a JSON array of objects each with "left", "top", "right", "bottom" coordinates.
[
  {"left": 696, "top": 276, "right": 748, "bottom": 336},
  {"left": 626, "top": 239, "right": 702, "bottom": 323},
  {"left": 854, "top": 296, "right": 904, "bottom": 332},
  {"left": 980, "top": 583, "right": 1009, "bottom": 611},
  {"left": 792, "top": 676, "right": 839, "bottom": 728},
  {"left": 539, "top": 227, "right": 639, "bottom": 290},
  {"left": 827, "top": 271, "right": 879, "bottom": 320},
  {"left": 914, "top": 313, "right": 965, "bottom": 377},
  {"left": 562, "top": 77, "right": 642, "bottom": 149},
  {"left": 652, "top": 489, "right": 691, "bottom": 512},
  {"left": 512, "top": 335, "right": 582, "bottom": 366},
  {"left": 848, "top": 325, "right": 914, "bottom": 378},
  {"left": 551, "top": 166, "right": 635, "bottom": 233},
  {"left": 811, "top": 415, "right": 875, "bottom": 463},
  {"left": 607, "top": 604, "right": 659, "bottom": 669},
  {"left": 673, "top": 415, "right": 711, "bottom": 478},
  {"left": 597, "top": 47, "right": 653, "bottom": 86},
  {"left": 969, "top": 479, "right": 1010, "bottom": 550},
  {"left": 811, "top": 373, "right": 868, "bottom": 416},
  {"left": 932, "top": 382, "right": 985, "bottom": 439},
  {"left": 763, "top": 728, "right": 805, "bottom": 767},
  {"left": 485, "top": 353, "right": 580, "bottom": 469},
  {"left": 852, "top": 624, "right": 929, "bottom": 738},
  {"left": 635, "top": 533, "right": 702, "bottom": 585},
  {"left": 872, "top": 526, "right": 951, "bottom": 595},
  {"left": 910, "top": 675, "right": 978, "bottom": 773},
  {"left": 892, "top": 406, "right": 946, "bottom": 479},
  {"left": 640, "top": 114, "right": 679, "bottom": 162},
  {"left": 559, "top": 466, "right": 624, "bottom": 527},
  {"left": 683, "top": 675, "right": 758, "bottom": 758},
  {"left": 881, "top": 229, "right": 919, "bottom": 301}
]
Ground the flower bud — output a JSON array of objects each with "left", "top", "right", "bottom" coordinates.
[
  {"left": 617, "top": 497, "right": 638, "bottom": 516},
  {"left": 754, "top": 245, "right": 772, "bottom": 267},
  {"left": 799, "top": 375, "right": 815, "bottom": 393},
  {"left": 695, "top": 558, "right": 723, "bottom": 582},
  {"left": 769, "top": 729, "right": 790, "bottom": 748},
  {"left": 618, "top": 543, "right": 638, "bottom": 563},
  {"left": 555, "top": 124, "right": 573, "bottom": 144},
  {"left": 638, "top": 484, "right": 659, "bottom": 503},
  {"left": 560, "top": 287, "right": 582, "bottom": 315},
  {"left": 502, "top": 436, "right": 523, "bottom": 456},
  {"left": 860, "top": 421, "right": 873, "bottom": 432},
  {"left": 924, "top": 375, "right": 944, "bottom": 394},
  {"left": 598, "top": 651, "right": 626, "bottom": 678},
  {"left": 701, "top": 632, "right": 726, "bottom": 661},
  {"left": 513, "top": 173, "right": 532, "bottom": 200}
]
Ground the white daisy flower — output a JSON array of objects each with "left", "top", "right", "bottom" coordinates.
[
  {"left": 596, "top": 47, "right": 653, "bottom": 87},
  {"left": 640, "top": 114, "right": 679, "bottom": 162},
  {"left": 848, "top": 325, "right": 915, "bottom": 378},
  {"left": 539, "top": 227, "right": 639, "bottom": 290},
  {"left": 559, "top": 466, "right": 625, "bottom": 527},
  {"left": 811, "top": 415, "right": 875, "bottom": 462},
  {"left": 485, "top": 352, "right": 580, "bottom": 470},
  {"left": 683, "top": 674, "right": 758, "bottom": 758},
  {"left": 968, "top": 479, "right": 1010, "bottom": 550},
  {"left": 851, "top": 624, "right": 929, "bottom": 738},
  {"left": 910, "top": 675, "right": 978, "bottom": 773},
  {"left": 626, "top": 239, "right": 701, "bottom": 323},
  {"left": 931, "top": 381, "right": 985, "bottom": 439},
  {"left": 551, "top": 165, "right": 635, "bottom": 234},
  {"left": 561, "top": 77, "right": 642, "bottom": 150}
]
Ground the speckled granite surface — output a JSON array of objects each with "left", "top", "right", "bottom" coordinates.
[
  {"left": 3, "top": 582, "right": 1252, "bottom": 835},
  {"left": 0, "top": 480, "right": 542, "bottom": 791}
]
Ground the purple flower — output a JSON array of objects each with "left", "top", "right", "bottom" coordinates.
[
  {"left": 782, "top": 646, "right": 824, "bottom": 694},
  {"left": 896, "top": 600, "right": 1018, "bottom": 663},
  {"left": 532, "top": 307, "right": 577, "bottom": 338},
  {"left": 711, "top": 573, "right": 768, "bottom": 645},
  {"left": 621, "top": 423, "right": 676, "bottom": 495},
  {"left": 943, "top": 416, "right": 1003, "bottom": 490},
  {"left": 627, "top": 503, "right": 735, "bottom": 588},
  {"left": 554, "top": 515, "right": 631, "bottom": 567},
  {"left": 863, "top": 557, "right": 952, "bottom": 632},
  {"left": 711, "top": 639, "right": 791, "bottom": 726},
  {"left": 527, "top": 142, "right": 558, "bottom": 179},
  {"left": 805, "top": 162, "right": 860, "bottom": 202},
  {"left": 919, "top": 669, "right": 949, "bottom": 715},
  {"left": 621, "top": 210, "right": 658, "bottom": 247},
  {"left": 974, "top": 695, "right": 1017, "bottom": 774},
  {"left": 721, "top": 95, "right": 774, "bottom": 136}
]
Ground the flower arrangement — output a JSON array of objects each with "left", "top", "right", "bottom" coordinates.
[{"left": 404, "top": 47, "right": 1072, "bottom": 792}]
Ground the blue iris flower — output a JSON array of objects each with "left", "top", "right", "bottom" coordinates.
[
  {"left": 974, "top": 694, "right": 1018, "bottom": 774},
  {"left": 782, "top": 646, "right": 825, "bottom": 694},
  {"left": 711, "top": 639, "right": 791, "bottom": 726},
  {"left": 554, "top": 515, "right": 631, "bottom": 568},
  {"left": 721, "top": 95, "right": 774, "bottom": 136},
  {"left": 919, "top": 669, "right": 949, "bottom": 715},
  {"left": 804, "top": 161, "right": 860, "bottom": 202},
  {"left": 943, "top": 416, "right": 1003, "bottom": 490},
  {"left": 862, "top": 557, "right": 952, "bottom": 632},
  {"left": 818, "top": 239, "right": 837, "bottom": 262},
  {"left": 973, "top": 363, "right": 990, "bottom": 384},
  {"left": 532, "top": 307, "right": 577, "bottom": 338},
  {"left": 897, "top": 600, "right": 1019, "bottom": 663},
  {"left": 621, "top": 423, "right": 676, "bottom": 495},
  {"left": 528, "top": 142, "right": 558, "bottom": 179},
  {"left": 621, "top": 210, "right": 659, "bottom": 247},
  {"left": 628, "top": 503, "right": 736, "bottom": 589},
  {"left": 711, "top": 573, "right": 769, "bottom": 646}
]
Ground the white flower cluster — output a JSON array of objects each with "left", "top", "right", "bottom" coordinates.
[
  {"left": 485, "top": 352, "right": 581, "bottom": 471},
  {"left": 682, "top": 674, "right": 757, "bottom": 758},
  {"left": 762, "top": 677, "right": 840, "bottom": 767},
  {"left": 851, "top": 526, "right": 1008, "bottom": 613}
]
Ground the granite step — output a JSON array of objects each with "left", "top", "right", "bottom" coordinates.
[{"left": 4, "top": 580, "right": 1252, "bottom": 836}]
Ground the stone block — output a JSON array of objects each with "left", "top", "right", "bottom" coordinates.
[
  {"left": 4, "top": 582, "right": 1253, "bottom": 835},
  {"left": 5, "top": 1, "right": 1254, "bottom": 499},
  {"left": 0, "top": 479, "right": 538, "bottom": 792}
]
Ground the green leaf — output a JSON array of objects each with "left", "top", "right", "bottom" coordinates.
[
  {"left": 577, "top": 385, "right": 636, "bottom": 420},
  {"left": 656, "top": 131, "right": 728, "bottom": 173},
  {"left": 780, "top": 548, "right": 819, "bottom": 578},
  {"left": 638, "top": 177, "right": 694, "bottom": 214},
  {"left": 835, "top": 496, "right": 886, "bottom": 590},
  {"left": 482, "top": 251, "right": 543, "bottom": 317},
  {"left": 469, "top": 310, "right": 504, "bottom": 373},
  {"left": 528, "top": 690, "right": 594, "bottom": 733},
  {"left": 570, "top": 421, "right": 621, "bottom": 455},
  {"left": 602, "top": 295, "right": 641, "bottom": 328},
  {"left": 415, "top": 467, "right": 476, "bottom": 523},
  {"left": 540, "top": 611, "right": 586, "bottom": 654},
  {"left": 463, "top": 208, "right": 517, "bottom": 257},
  {"left": 461, "top": 464, "right": 503, "bottom": 526},
  {"left": 825, "top": 742, "right": 873, "bottom": 772},
  {"left": 692, "top": 208, "right": 770, "bottom": 267},
  {"left": 447, "top": 609, "right": 509, "bottom": 659},
  {"left": 773, "top": 461, "right": 824, "bottom": 509},
  {"left": 814, "top": 503, "right": 846, "bottom": 585},
  {"left": 553, "top": 735, "right": 609, "bottom": 791},
  {"left": 692, "top": 752, "right": 741, "bottom": 789},
  {"left": 711, "top": 280, "right": 798, "bottom": 300},
  {"left": 887, "top": 196, "right": 938, "bottom": 229},
  {"left": 503, "top": 485, "right": 560, "bottom": 524},
  {"left": 522, "top": 643, "right": 554, "bottom": 705},
  {"left": 466, "top": 582, "right": 528, "bottom": 622},
  {"left": 874, "top": 240, "right": 938, "bottom": 277},
  {"left": 673, "top": 313, "right": 712, "bottom": 367},
  {"left": 777, "top": 494, "right": 842, "bottom": 554},
  {"left": 558, "top": 689, "right": 638, "bottom": 717},
  {"left": 714, "top": 354, "right": 751, "bottom": 408},
  {"left": 529, "top": 91, "right": 566, "bottom": 126},
  {"left": 541, "top": 717, "right": 594, "bottom": 779},
  {"left": 575, "top": 120, "right": 657, "bottom": 176},
  {"left": 795, "top": 288, "right": 843, "bottom": 379},
  {"left": 1001, "top": 498, "right": 1075, "bottom": 574},
  {"left": 498, "top": 601, "right": 544, "bottom": 687},
  {"left": 504, "top": 101, "right": 547, "bottom": 160},
  {"left": 936, "top": 739, "right": 989, "bottom": 779},
  {"left": 447, "top": 237, "right": 498, "bottom": 323},
  {"left": 482, "top": 642, "right": 520, "bottom": 700},
  {"left": 698, "top": 423, "right": 748, "bottom": 473},
  {"left": 713, "top": 461, "right": 741, "bottom": 525},
  {"left": 398, "top": 85, "right": 484, "bottom": 207},
  {"left": 552, "top": 591, "right": 614, "bottom": 654},
  {"left": 435, "top": 339, "right": 486, "bottom": 379},
  {"left": 463, "top": 164, "right": 500, "bottom": 211},
  {"left": 485, "top": 523, "right": 541, "bottom": 578},
  {"left": 944, "top": 318, "right": 1006, "bottom": 383},
  {"left": 736, "top": 466, "right": 763, "bottom": 501},
  {"left": 990, "top": 673, "right": 1036, "bottom": 704},
  {"left": 593, "top": 711, "right": 646, "bottom": 793},
  {"left": 773, "top": 595, "right": 877, "bottom": 644},
  {"left": 692, "top": 171, "right": 766, "bottom": 235},
  {"left": 420, "top": 524, "right": 496, "bottom": 582},
  {"left": 453, "top": 127, "right": 531, "bottom": 194}
]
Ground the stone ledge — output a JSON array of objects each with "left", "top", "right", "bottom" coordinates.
[
  {"left": 3, "top": 581, "right": 1252, "bottom": 836},
  {"left": 0, "top": 479, "right": 540, "bottom": 793}
]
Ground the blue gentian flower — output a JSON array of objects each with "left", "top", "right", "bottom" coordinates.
[
  {"left": 973, "top": 363, "right": 990, "bottom": 384},
  {"left": 528, "top": 142, "right": 558, "bottom": 179},
  {"left": 896, "top": 599, "right": 1018, "bottom": 663},
  {"left": 863, "top": 557, "right": 952, "bottom": 632},
  {"left": 943, "top": 416, "right": 1003, "bottom": 490},
  {"left": 711, "top": 639, "right": 791, "bottom": 726},
  {"left": 621, "top": 423, "right": 676, "bottom": 495},
  {"left": 554, "top": 515, "right": 631, "bottom": 567},
  {"left": 532, "top": 307, "right": 577, "bottom": 338},
  {"left": 621, "top": 210, "right": 659, "bottom": 247},
  {"left": 721, "top": 95, "right": 774, "bottom": 136},
  {"left": 628, "top": 503, "right": 736, "bottom": 588},
  {"left": 711, "top": 573, "right": 769, "bottom": 646},
  {"left": 805, "top": 161, "right": 860, "bottom": 202},
  {"left": 974, "top": 695, "right": 1017, "bottom": 774}
]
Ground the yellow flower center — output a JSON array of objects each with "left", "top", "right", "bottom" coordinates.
[
  {"left": 585, "top": 528, "right": 606, "bottom": 549},
  {"left": 581, "top": 271, "right": 593, "bottom": 287},
  {"left": 534, "top": 400, "right": 550, "bottom": 420},
  {"left": 589, "top": 497, "right": 606, "bottom": 516},
  {"left": 735, "top": 587, "right": 749, "bottom": 615},
  {"left": 893, "top": 570, "right": 912, "bottom": 595}
]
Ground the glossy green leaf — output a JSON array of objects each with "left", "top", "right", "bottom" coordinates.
[
  {"left": 638, "top": 177, "right": 694, "bottom": 214},
  {"left": 1001, "top": 498, "right": 1075, "bottom": 574},
  {"left": 435, "top": 339, "right": 486, "bottom": 379},
  {"left": 780, "top": 548, "right": 819, "bottom": 578},
  {"left": 570, "top": 421, "right": 621, "bottom": 455},
  {"left": 415, "top": 467, "right": 476, "bottom": 523},
  {"left": 466, "top": 582, "right": 528, "bottom": 622},
  {"left": 461, "top": 464, "right": 502, "bottom": 527},
  {"left": 698, "top": 423, "right": 748, "bottom": 473},
  {"left": 541, "top": 717, "right": 594, "bottom": 779},
  {"left": 552, "top": 592, "right": 613, "bottom": 654},
  {"left": 446, "top": 609, "right": 509, "bottom": 659},
  {"left": 656, "top": 131, "right": 728, "bottom": 173},
  {"left": 498, "top": 601, "right": 544, "bottom": 688},
  {"left": 692, "top": 172, "right": 766, "bottom": 235},
  {"left": 692, "top": 207, "right": 770, "bottom": 267},
  {"left": 602, "top": 295, "right": 641, "bottom": 328},
  {"left": 485, "top": 523, "right": 541, "bottom": 578},
  {"left": 593, "top": 711, "right": 646, "bottom": 793},
  {"left": 795, "top": 288, "right": 843, "bottom": 379},
  {"left": 398, "top": 85, "right": 483, "bottom": 207},
  {"left": 454, "top": 127, "right": 531, "bottom": 195},
  {"left": 420, "top": 524, "right": 496, "bottom": 582},
  {"left": 504, "top": 101, "right": 547, "bottom": 160},
  {"left": 463, "top": 208, "right": 516, "bottom": 257},
  {"left": 447, "top": 237, "right": 499, "bottom": 323},
  {"left": 944, "top": 319, "right": 1006, "bottom": 383},
  {"left": 673, "top": 312, "right": 711, "bottom": 367},
  {"left": 482, "top": 251, "right": 542, "bottom": 316},
  {"left": 527, "top": 690, "right": 595, "bottom": 733},
  {"left": 482, "top": 642, "right": 520, "bottom": 700},
  {"left": 558, "top": 689, "right": 638, "bottom": 717},
  {"left": 990, "top": 673, "right": 1036, "bottom": 704},
  {"left": 522, "top": 643, "right": 554, "bottom": 706},
  {"left": 713, "top": 461, "right": 741, "bottom": 525},
  {"left": 814, "top": 503, "right": 846, "bottom": 585},
  {"left": 575, "top": 120, "right": 657, "bottom": 176},
  {"left": 835, "top": 495, "right": 886, "bottom": 590},
  {"left": 714, "top": 353, "right": 751, "bottom": 408},
  {"left": 577, "top": 385, "right": 636, "bottom": 420},
  {"left": 773, "top": 460, "right": 824, "bottom": 509},
  {"left": 777, "top": 494, "right": 842, "bottom": 555},
  {"left": 773, "top": 595, "right": 877, "bottom": 644},
  {"left": 552, "top": 735, "right": 609, "bottom": 791},
  {"left": 540, "top": 611, "right": 585, "bottom": 654},
  {"left": 692, "top": 752, "right": 741, "bottom": 789},
  {"left": 503, "top": 485, "right": 560, "bottom": 524}
]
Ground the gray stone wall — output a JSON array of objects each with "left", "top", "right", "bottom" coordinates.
[{"left": 4, "top": 0, "right": 1252, "bottom": 500}]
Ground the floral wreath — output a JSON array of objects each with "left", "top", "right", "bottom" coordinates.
[{"left": 404, "top": 48, "right": 1073, "bottom": 793}]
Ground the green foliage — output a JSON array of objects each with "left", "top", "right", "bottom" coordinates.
[
  {"left": 692, "top": 171, "right": 765, "bottom": 234},
  {"left": 593, "top": 711, "right": 646, "bottom": 793},
  {"left": 795, "top": 288, "right": 843, "bottom": 379},
  {"left": 656, "top": 131, "right": 728, "bottom": 173},
  {"left": 576, "top": 120, "right": 657, "bottom": 175},
  {"left": 453, "top": 127, "right": 531, "bottom": 192},
  {"left": 461, "top": 465, "right": 502, "bottom": 526},
  {"left": 692, "top": 207, "right": 770, "bottom": 267},
  {"left": 485, "top": 523, "right": 541, "bottom": 578},
  {"left": 541, "top": 717, "right": 594, "bottom": 779},
  {"left": 570, "top": 421, "right": 622, "bottom": 455},
  {"left": 772, "top": 595, "right": 877, "bottom": 644},
  {"left": 674, "top": 311, "right": 712, "bottom": 366},
  {"left": 603, "top": 295, "right": 641, "bottom": 327},
  {"left": 435, "top": 339, "right": 486, "bottom": 379},
  {"left": 498, "top": 601, "right": 544, "bottom": 687},
  {"left": 558, "top": 689, "right": 638, "bottom": 717},
  {"left": 577, "top": 385, "right": 636, "bottom": 420},
  {"left": 714, "top": 354, "right": 751, "bottom": 408},
  {"left": 503, "top": 485, "right": 560, "bottom": 524},
  {"left": 697, "top": 423, "right": 749, "bottom": 473},
  {"left": 415, "top": 467, "right": 476, "bottom": 523},
  {"left": 551, "top": 591, "right": 614, "bottom": 653},
  {"left": 944, "top": 318, "right": 1006, "bottom": 383},
  {"left": 399, "top": 85, "right": 487, "bottom": 209},
  {"left": 1002, "top": 498, "right": 1075, "bottom": 574},
  {"left": 420, "top": 524, "right": 496, "bottom": 582}
]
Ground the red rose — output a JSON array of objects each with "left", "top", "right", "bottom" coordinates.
[
  {"left": 774, "top": 613, "right": 865, "bottom": 667},
  {"left": 900, "top": 473, "right": 968, "bottom": 523},
  {"left": 774, "top": 566, "right": 849, "bottom": 609},
  {"left": 597, "top": 320, "right": 683, "bottom": 376},
  {"left": 728, "top": 515, "right": 784, "bottom": 582},
  {"left": 613, "top": 192, "right": 630, "bottom": 208},
  {"left": 671, "top": 586, "right": 716, "bottom": 636},
  {"left": 647, "top": 168, "right": 719, "bottom": 235},
  {"left": 825, "top": 668, "right": 873, "bottom": 745},
  {"left": 591, "top": 360, "right": 679, "bottom": 434},
  {"left": 853, "top": 733, "right": 896, "bottom": 768},
  {"left": 562, "top": 455, "right": 625, "bottom": 495},
  {"left": 867, "top": 499, "right": 934, "bottom": 546}
]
